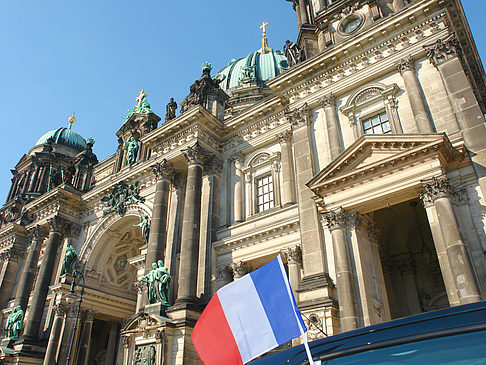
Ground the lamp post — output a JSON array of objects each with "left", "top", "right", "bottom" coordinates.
[{"left": 65, "top": 270, "right": 85, "bottom": 365}]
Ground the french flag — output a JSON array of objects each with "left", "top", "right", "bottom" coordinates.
[{"left": 191, "top": 255, "right": 306, "bottom": 364}]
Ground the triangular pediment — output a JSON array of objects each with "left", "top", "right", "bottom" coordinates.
[
  {"left": 122, "top": 311, "right": 170, "bottom": 332},
  {"left": 307, "top": 134, "right": 459, "bottom": 190}
]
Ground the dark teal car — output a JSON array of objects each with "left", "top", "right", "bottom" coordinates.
[{"left": 249, "top": 301, "right": 486, "bottom": 364}]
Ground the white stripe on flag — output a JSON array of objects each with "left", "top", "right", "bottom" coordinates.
[{"left": 218, "top": 274, "right": 279, "bottom": 363}]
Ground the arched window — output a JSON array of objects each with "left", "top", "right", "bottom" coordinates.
[{"left": 340, "top": 83, "right": 402, "bottom": 139}]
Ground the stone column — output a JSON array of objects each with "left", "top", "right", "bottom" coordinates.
[
  {"left": 283, "top": 246, "right": 302, "bottom": 301},
  {"left": 292, "top": 0, "right": 303, "bottom": 31},
  {"left": 421, "top": 197, "right": 460, "bottom": 306},
  {"left": 76, "top": 310, "right": 96, "bottom": 365},
  {"left": 14, "top": 226, "right": 46, "bottom": 312},
  {"left": 421, "top": 176, "right": 482, "bottom": 304},
  {"left": 276, "top": 131, "right": 295, "bottom": 207},
  {"left": 0, "top": 247, "right": 21, "bottom": 309},
  {"left": 288, "top": 105, "right": 326, "bottom": 277},
  {"left": 145, "top": 160, "right": 174, "bottom": 274},
  {"left": 230, "top": 261, "right": 251, "bottom": 280},
  {"left": 133, "top": 281, "right": 144, "bottom": 313},
  {"left": 43, "top": 303, "right": 68, "bottom": 365},
  {"left": 104, "top": 322, "right": 119, "bottom": 365},
  {"left": 22, "top": 216, "right": 65, "bottom": 342},
  {"left": 232, "top": 153, "right": 244, "bottom": 223},
  {"left": 298, "top": 0, "right": 309, "bottom": 26},
  {"left": 323, "top": 209, "right": 359, "bottom": 332},
  {"left": 28, "top": 165, "right": 40, "bottom": 192},
  {"left": 425, "top": 34, "right": 486, "bottom": 197},
  {"left": 320, "top": 93, "right": 342, "bottom": 160},
  {"left": 175, "top": 142, "right": 206, "bottom": 305},
  {"left": 395, "top": 56, "right": 433, "bottom": 133}
]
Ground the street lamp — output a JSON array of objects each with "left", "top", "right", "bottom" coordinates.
[{"left": 65, "top": 269, "right": 85, "bottom": 365}]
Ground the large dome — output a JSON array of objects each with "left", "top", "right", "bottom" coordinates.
[
  {"left": 214, "top": 48, "right": 289, "bottom": 91},
  {"left": 35, "top": 127, "right": 87, "bottom": 152}
]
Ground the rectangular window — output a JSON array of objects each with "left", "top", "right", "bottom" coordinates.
[
  {"left": 256, "top": 174, "right": 274, "bottom": 213},
  {"left": 362, "top": 112, "right": 391, "bottom": 135}
]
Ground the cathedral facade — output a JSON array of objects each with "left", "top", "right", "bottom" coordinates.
[{"left": 1, "top": 0, "right": 486, "bottom": 363}]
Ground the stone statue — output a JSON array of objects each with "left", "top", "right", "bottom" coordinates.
[
  {"left": 240, "top": 64, "right": 257, "bottom": 84},
  {"left": 140, "top": 260, "right": 171, "bottom": 305},
  {"left": 122, "top": 136, "right": 139, "bottom": 166},
  {"left": 62, "top": 244, "right": 78, "bottom": 276},
  {"left": 165, "top": 98, "right": 177, "bottom": 122},
  {"left": 180, "top": 62, "right": 222, "bottom": 113},
  {"left": 5, "top": 305, "right": 24, "bottom": 339},
  {"left": 133, "top": 214, "right": 151, "bottom": 244},
  {"left": 283, "top": 40, "right": 305, "bottom": 67}
]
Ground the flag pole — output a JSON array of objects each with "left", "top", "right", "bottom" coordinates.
[{"left": 300, "top": 330, "right": 316, "bottom": 365}]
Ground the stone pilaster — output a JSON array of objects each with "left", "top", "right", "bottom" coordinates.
[
  {"left": 198, "top": 156, "right": 222, "bottom": 299},
  {"left": 424, "top": 34, "right": 486, "bottom": 197},
  {"left": 43, "top": 303, "right": 68, "bottom": 365},
  {"left": 232, "top": 153, "right": 245, "bottom": 223},
  {"left": 175, "top": 142, "right": 207, "bottom": 305},
  {"left": 395, "top": 56, "right": 433, "bottom": 133},
  {"left": 420, "top": 176, "right": 482, "bottom": 304},
  {"left": 323, "top": 208, "right": 359, "bottom": 332},
  {"left": 287, "top": 105, "right": 327, "bottom": 277},
  {"left": 0, "top": 246, "right": 22, "bottom": 309},
  {"left": 104, "top": 322, "right": 120, "bottom": 365},
  {"left": 145, "top": 159, "right": 174, "bottom": 275},
  {"left": 320, "top": 93, "right": 343, "bottom": 160},
  {"left": 282, "top": 246, "right": 302, "bottom": 301},
  {"left": 76, "top": 310, "right": 96, "bottom": 365},
  {"left": 276, "top": 131, "right": 295, "bottom": 207},
  {"left": 22, "top": 216, "right": 65, "bottom": 342}
]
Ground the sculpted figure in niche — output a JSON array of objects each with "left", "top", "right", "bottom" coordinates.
[
  {"left": 5, "top": 305, "right": 24, "bottom": 339},
  {"left": 165, "top": 97, "right": 177, "bottom": 122},
  {"left": 62, "top": 244, "right": 78, "bottom": 276},
  {"left": 133, "top": 214, "right": 151, "bottom": 244},
  {"left": 122, "top": 136, "right": 139, "bottom": 166}
]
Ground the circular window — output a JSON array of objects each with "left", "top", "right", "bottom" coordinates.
[{"left": 340, "top": 15, "right": 363, "bottom": 34}]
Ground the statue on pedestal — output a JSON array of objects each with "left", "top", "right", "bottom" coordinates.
[
  {"left": 165, "top": 98, "right": 177, "bottom": 122},
  {"left": 140, "top": 260, "right": 171, "bottom": 305},
  {"left": 5, "top": 305, "right": 24, "bottom": 340},
  {"left": 62, "top": 244, "right": 78, "bottom": 276}
]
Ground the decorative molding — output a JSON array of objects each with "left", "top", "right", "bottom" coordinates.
[
  {"left": 231, "top": 261, "right": 251, "bottom": 279},
  {"left": 320, "top": 93, "right": 336, "bottom": 108},
  {"left": 322, "top": 208, "right": 361, "bottom": 231},
  {"left": 181, "top": 142, "right": 209, "bottom": 165},
  {"left": 419, "top": 175, "right": 454, "bottom": 205},
  {"left": 286, "top": 104, "right": 311, "bottom": 129},
  {"left": 282, "top": 245, "right": 302, "bottom": 265},
  {"left": 275, "top": 130, "right": 292, "bottom": 145}
]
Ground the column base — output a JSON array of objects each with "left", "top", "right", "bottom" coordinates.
[{"left": 11, "top": 335, "right": 46, "bottom": 360}]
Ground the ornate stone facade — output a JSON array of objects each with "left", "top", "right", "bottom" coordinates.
[{"left": 1, "top": 0, "right": 486, "bottom": 364}]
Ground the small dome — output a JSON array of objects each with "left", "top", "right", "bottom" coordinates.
[
  {"left": 214, "top": 48, "right": 289, "bottom": 91},
  {"left": 35, "top": 127, "right": 87, "bottom": 152}
]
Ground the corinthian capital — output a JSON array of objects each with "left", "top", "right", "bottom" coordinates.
[
  {"left": 322, "top": 208, "right": 360, "bottom": 231},
  {"left": 152, "top": 159, "right": 174, "bottom": 181},
  {"left": 231, "top": 261, "right": 251, "bottom": 279},
  {"left": 275, "top": 130, "right": 292, "bottom": 145},
  {"left": 282, "top": 246, "right": 302, "bottom": 265},
  {"left": 320, "top": 93, "right": 336, "bottom": 108},
  {"left": 47, "top": 216, "right": 67, "bottom": 234},
  {"left": 286, "top": 103, "right": 311, "bottom": 129},
  {"left": 181, "top": 142, "right": 208, "bottom": 165},
  {"left": 419, "top": 175, "right": 454, "bottom": 205},
  {"left": 424, "top": 34, "right": 462, "bottom": 67},
  {"left": 395, "top": 56, "right": 415, "bottom": 74}
]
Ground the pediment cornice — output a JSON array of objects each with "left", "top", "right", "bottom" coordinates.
[{"left": 307, "top": 134, "right": 466, "bottom": 196}]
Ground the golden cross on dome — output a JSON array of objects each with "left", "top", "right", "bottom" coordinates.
[
  {"left": 68, "top": 112, "right": 76, "bottom": 129},
  {"left": 260, "top": 21, "right": 269, "bottom": 34}
]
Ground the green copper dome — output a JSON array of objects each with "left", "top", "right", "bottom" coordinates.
[
  {"left": 214, "top": 48, "right": 289, "bottom": 91},
  {"left": 35, "top": 127, "right": 87, "bottom": 152}
]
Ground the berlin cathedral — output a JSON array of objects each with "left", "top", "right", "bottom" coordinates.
[{"left": 1, "top": 0, "right": 486, "bottom": 363}]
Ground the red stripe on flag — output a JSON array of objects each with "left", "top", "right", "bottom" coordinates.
[{"left": 192, "top": 293, "right": 243, "bottom": 365}]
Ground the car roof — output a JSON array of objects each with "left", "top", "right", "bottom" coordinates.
[{"left": 249, "top": 301, "right": 486, "bottom": 364}]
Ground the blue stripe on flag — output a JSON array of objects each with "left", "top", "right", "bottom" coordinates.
[{"left": 250, "top": 256, "right": 306, "bottom": 345}]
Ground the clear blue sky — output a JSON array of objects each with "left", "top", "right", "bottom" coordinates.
[{"left": 0, "top": 0, "right": 484, "bottom": 202}]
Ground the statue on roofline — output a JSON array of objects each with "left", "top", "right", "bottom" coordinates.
[
  {"left": 122, "top": 136, "right": 139, "bottom": 166},
  {"left": 283, "top": 40, "right": 305, "bottom": 67},
  {"left": 165, "top": 97, "right": 177, "bottom": 122}
]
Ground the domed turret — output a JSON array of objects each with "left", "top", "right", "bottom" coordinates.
[
  {"left": 34, "top": 127, "right": 87, "bottom": 153},
  {"left": 214, "top": 49, "right": 289, "bottom": 92}
]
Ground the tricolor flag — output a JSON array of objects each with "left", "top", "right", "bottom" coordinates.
[{"left": 192, "top": 255, "right": 307, "bottom": 364}]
